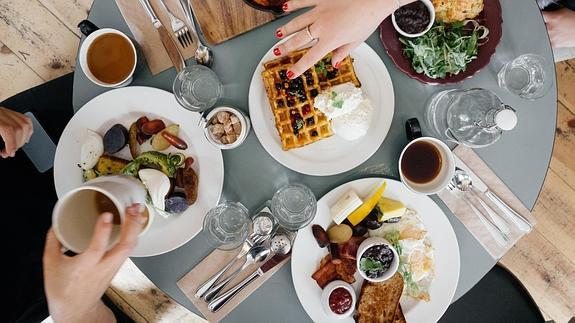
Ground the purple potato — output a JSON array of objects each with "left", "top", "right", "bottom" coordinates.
[
  {"left": 165, "top": 195, "right": 188, "bottom": 214},
  {"left": 103, "top": 124, "right": 129, "bottom": 154}
]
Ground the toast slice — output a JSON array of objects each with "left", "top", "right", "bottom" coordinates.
[
  {"left": 393, "top": 304, "right": 407, "bottom": 323},
  {"left": 356, "top": 272, "right": 404, "bottom": 323}
]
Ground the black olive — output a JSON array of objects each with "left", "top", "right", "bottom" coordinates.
[{"left": 362, "top": 207, "right": 383, "bottom": 230}]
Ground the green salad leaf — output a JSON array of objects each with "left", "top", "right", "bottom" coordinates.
[
  {"left": 359, "top": 257, "right": 384, "bottom": 272},
  {"left": 400, "top": 20, "right": 489, "bottom": 79}
]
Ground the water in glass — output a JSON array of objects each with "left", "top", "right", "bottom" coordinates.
[
  {"left": 203, "top": 202, "right": 250, "bottom": 250},
  {"left": 497, "top": 54, "right": 550, "bottom": 100},
  {"left": 173, "top": 65, "right": 222, "bottom": 112},
  {"left": 271, "top": 183, "right": 317, "bottom": 231}
]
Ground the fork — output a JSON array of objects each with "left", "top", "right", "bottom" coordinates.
[{"left": 157, "top": 0, "right": 193, "bottom": 48}]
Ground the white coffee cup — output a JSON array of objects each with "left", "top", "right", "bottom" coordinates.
[
  {"left": 399, "top": 137, "right": 455, "bottom": 195},
  {"left": 78, "top": 24, "right": 137, "bottom": 88},
  {"left": 52, "top": 175, "right": 149, "bottom": 253}
]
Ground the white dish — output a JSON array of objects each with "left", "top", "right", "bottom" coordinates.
[
  {"left": 320, "top": 280, "right": 356, "bottom": 319},
  {"left": 356, "top": 237, "right": 400, "bottom": 283},
  {"left": 203, "top": 106, "right": 251, "bottom": 150},
  {"left": 54, "top": 86, "right": 224, "bottom": 257},
  {"left": 248, "top": 41, "right": 395, "bottom": 176},
  {"left": 291, "top": 178, "right": 460, "bottom": 323}
]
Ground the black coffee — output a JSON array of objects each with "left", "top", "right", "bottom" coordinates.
[{"left": 401, "top": 141, "right": 442, "bottom": 184}]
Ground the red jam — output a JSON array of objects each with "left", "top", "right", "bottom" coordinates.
[{"left": 328, "top": 287, "right": 352, "bottom": 314}]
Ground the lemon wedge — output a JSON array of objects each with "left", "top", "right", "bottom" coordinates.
[{"left": 377, "top": 197, "right": 406, "bottom": 222}]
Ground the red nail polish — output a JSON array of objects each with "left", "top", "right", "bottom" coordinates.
[
  {"left": 276, "top": 29, "right": 284, "bottom": 38},
  {"left": 287, "top": 70, "right": 295, "bottom": 79},
  {"left": 334, "top": 61, "right": 341, "bottom": 69},
  {"left": 282, "top": 2, "right": 288, "bottom": 11},
  {"left": 273, "top": 48, "right": 281, "bottom": 56}
]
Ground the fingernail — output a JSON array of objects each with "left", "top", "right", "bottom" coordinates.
[
  {"left": 282, "top": 2, "right": 288, "bottom": 11},
  {"left": 276, "top": 29, "right": 283, "bottom": 39},
  {"left": 102, "top": 212, "right": 113, "bottom": 224},
  {"left": 273, "top": 47, "right": 281, "bottom": 56},
  {"left": 287, "top": 70, "right": 295, "bottom": 79},
  {"left": 334, "top": 61, "right": 341, "bottom": 69}
]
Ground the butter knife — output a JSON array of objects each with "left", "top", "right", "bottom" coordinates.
[
  {"left": 207, "top": 252, "right": 291, "bottom": 312},
  {"left": 138, "top": 0, "right": 186, "bottom": 72}
]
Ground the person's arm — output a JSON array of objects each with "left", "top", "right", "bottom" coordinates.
[
  {"left": 274, "top": 0, "right": 416, "bottom": 78},
  {"left": 543, "top": 8, "right": 575, "bottom": 49},
  {"left": 43, "top": 204, "right": 147, "bottom": 323},
  {"left": 0, "top": 107, "right": 33, "bottom": 158}
]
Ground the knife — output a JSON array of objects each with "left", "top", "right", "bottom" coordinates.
[
  {"left": 138, "top": 0, "right": 186, "bottom": 72},
  {"left": 207, "top": 252, "right": 291, "bottom": 312}
]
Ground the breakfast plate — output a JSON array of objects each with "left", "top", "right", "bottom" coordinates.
[
  {"left": 249, "top": 40, "right": 395, "bottom": 176},
  {"left": 54, "top": 86, "right": 224, "bottom": 257},
  {"left": 380, "top": 0, "right": 502, "bottom": 84},
  {"left": 291, "top": 178, "right": 460, "bottom": 322}
]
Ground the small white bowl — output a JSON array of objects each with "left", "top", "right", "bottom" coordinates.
[
  {"left": 203, "top": 106, "right": 251, "bottom": 150},
  {"left": 321, "top": 280, "right": 356, "bottom": 319},
  {"left": 356, "top": 237, "right": 399, "bottom": 283},
  {"left": 392, "top": 0, "right": 435, "bottom": 38}
]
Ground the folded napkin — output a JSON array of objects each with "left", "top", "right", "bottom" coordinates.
[
  {"left": 115, "top": 0, "right": 198, "bottom": 75},
  {"left": 437, "top": 146, "right": 536, "bottom": 259},
  {"left": 177, "top": 248, "right": 290, "bottom": 322}
]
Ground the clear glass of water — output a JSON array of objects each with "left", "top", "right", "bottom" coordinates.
[
  {"left": 497, "top": 54, "right": 551, "bottom": 100},
  {"left": 173, "top": 65, "right": 222, "bottom": 112},
  {"left": 271, "top": 183, "right": 317, "bottom": 231},
  {"left": 203, "top": 202, "right": 251, "bottom": 250}
]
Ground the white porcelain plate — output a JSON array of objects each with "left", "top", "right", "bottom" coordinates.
[
  {"left": 54, "top": 87, "right": 224, "bottom": 257},
  {"left": 291, "top": 178, "right": 460, "bottom": 322},
  {"left": 249, "top": 41, "right": 395, "bottom": 176}
]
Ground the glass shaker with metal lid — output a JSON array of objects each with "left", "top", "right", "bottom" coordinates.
[{"left": 424, "top": 88, "right": 517, "bottom": 148}]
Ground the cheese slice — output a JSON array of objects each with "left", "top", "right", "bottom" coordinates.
[
  {"left": 330, "top": 190, "right": 363, "bottom": 224},
  {"left": 377, "top": 197, "right": 406, "bottom": 222}
]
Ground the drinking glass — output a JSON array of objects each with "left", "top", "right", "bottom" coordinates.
[
  {"left": 497, "top": 54, "right": 551, "bottom": 100},
  {"left": 173, "top": 65, "right": 222, "bottom": 112},
  {"left": 271, "top": 183, "right": 317, "bottom": 231},
  {"left": 203, "top": 202, "right": 251, "bottom": 250}
]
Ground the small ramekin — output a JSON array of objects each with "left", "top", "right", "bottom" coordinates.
[
  {"left": 392, "top": 0, "right": 435, "bottom": 38},
  {"left": 203, "top": 106, "right": 250, "bottom": 150},
  {"left": 320, "top": 280, "right": 356, "bottom": 319},
  {"left": 356, "top": 237, "right": 400, "bottom": 283}
]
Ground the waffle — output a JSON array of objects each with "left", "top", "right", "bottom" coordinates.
[{"left": 261, "top": 49, "right": 361, "bottom": 150}]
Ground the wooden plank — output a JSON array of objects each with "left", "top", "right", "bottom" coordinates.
[
  {"left": 109, "top": 259, "right": 206, "bottom": 323},
  {"left": 0, "top": 41, "right": 44, "bottom": 102},
  {"left": 37, "top": 0, "right": 93, "bottom": 37},
  {"left": 499, "top": 229, "right": 575, "bottom": 323},
  {"left": 0, "top": 0, "right": 78, "bottom": 81},
  {"left": 189, "top": 0, "right": 275, "bottom": 45},
  {"left": 556, "top": 61, "right": 575, "bottom": 115},
  {"left": 550, "top": 103, "right": 575, "bottom": 191}
]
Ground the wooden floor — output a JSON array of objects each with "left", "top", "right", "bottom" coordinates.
[{"left": 1, "top": 1, "right": 574, "bottom": 322}]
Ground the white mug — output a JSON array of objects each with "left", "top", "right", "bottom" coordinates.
[
  {"left": 52, "top": 175, "right": 149, "bottom": 253},
  {"left": 399, "top": 136, "right": 455, "bottom": 195},
  {"left": 78, "top": 20, "right": 137, "bottom": 88}
]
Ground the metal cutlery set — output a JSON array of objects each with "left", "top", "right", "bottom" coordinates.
[
  {"left": 195, "top": 210, "right": 293, "bottom": 312},
  {"left": 447, "top": 167, "right": 533, "bottom": 247},
  {"left": 137, "top": 0, "right": 213, "bottom": 71}
]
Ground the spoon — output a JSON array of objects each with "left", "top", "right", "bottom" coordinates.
[
  {"left": 178, "top": 0, "right": 213, "bottom": 67},
  {"left": 202, "top": 244, "right": 270, "bottom": 302},
  {"left": 453, "top": 168, "right": 511, "bottom": 235},
  {"left": 448, "top": 179, "right": 508, "bottom": 248}
]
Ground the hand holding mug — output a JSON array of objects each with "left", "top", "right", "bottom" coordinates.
[
  {"left": 43, "top": 204, "right": 147, "bottom": 323},
  {"left": 0, "top": 107, "right": 33, "bottom": 158}
]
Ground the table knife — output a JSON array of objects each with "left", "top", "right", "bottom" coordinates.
[
  {"left": 207, "top": 252, "right": 291, "bottom": 312},
  {"left": 138, "top": 0, "right": 186, "bottom": 72}
]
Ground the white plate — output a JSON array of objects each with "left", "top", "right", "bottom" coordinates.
[
  {"left": 249, "top": 41, "right": 395, "bottom": 176},
  {"left": 291, "top": 178, "right": 460, "bottom": 323},
  {"left": 54, "top": 87, "right": 224, "bottom": 257}
]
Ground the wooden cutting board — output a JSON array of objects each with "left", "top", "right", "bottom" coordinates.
[{"left": 189, "top": 0, "right": 276, "bottom": 45}]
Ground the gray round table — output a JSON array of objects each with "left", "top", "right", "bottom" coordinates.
[{"left": 72, "top": 0, "right": 557, "bottom": 321}]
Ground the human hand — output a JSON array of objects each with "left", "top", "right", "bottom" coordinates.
[
  {"left": 274, "top": 0, "right": 414, "bottom": 78},
  {"left": 0, "top": 107, "right": 33, "bottom": 158},
  {"left": 543, "top": 8, "right": 575, "bottom": 49},
  {"left": 43, "top": 204, "right": 147, "bottom": 323}
]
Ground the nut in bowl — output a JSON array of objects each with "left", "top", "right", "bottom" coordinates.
[
  {"left": 320, "top": 280, "right": 356, "bottom": 319},
  {"left": 204, "top": 106, "right": 251, "bottom": 150},
  {"left": 356, "top": 237, "right": 399, "bottom": 282},
  {"left": 392, "top": 0, "right": 435, "bottom": 38}
]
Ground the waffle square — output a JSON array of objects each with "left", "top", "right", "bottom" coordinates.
[{"left": 261, "top": 49, "right": 361, "bottom": 150}]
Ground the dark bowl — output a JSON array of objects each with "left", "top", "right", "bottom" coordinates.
[
  {"left": 242, "top": 0, "right": 285, "bottom": 15},
  {"left": 379, "top": 0, "right": 503, "bottom": 84}
]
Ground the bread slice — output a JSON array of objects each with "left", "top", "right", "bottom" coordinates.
[
  {"left": 393, "top": 304, "right": 407, "bottom": 323},
  {"left": 356, "top": 272, "right": 404, "bottom": 323}
]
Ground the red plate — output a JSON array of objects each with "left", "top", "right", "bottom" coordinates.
[{"left": 379, "top": 0, "right": 502, "bottom": 84}]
